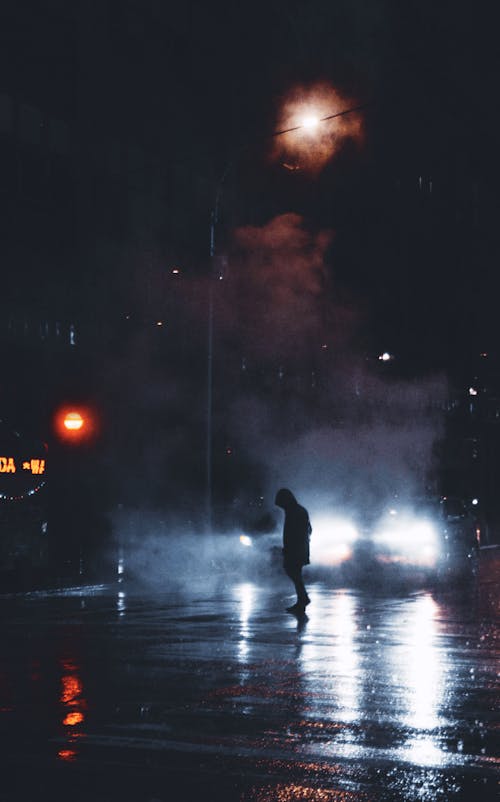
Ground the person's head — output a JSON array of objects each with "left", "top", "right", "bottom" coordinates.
[{"left": 275, "top": 488, "right": 297, "bottom": 510}]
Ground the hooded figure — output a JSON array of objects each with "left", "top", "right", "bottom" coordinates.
[{"left": 275, "top": 488, "right": 312, "bottom": 614}]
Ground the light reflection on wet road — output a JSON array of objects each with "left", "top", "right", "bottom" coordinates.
[{"left": 1, "top": 562, "right": 499, "bottom": 801}]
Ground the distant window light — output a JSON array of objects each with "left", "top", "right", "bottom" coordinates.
[
  {"left": 69, "top": 324, "right": 76, "bottom": 346},
  {"left": 19, "top": 103, "right": 44, "bottom": 145},
  {"left": 0, "top": 93, "right": 13, "bottom": 133},
  {"left": 469, "top": 387, "right": 478, "bottom": 397}
]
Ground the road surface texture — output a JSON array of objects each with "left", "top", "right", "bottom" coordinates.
[{"left": 1, "top": 554, "right": 499, "bottom": 801}]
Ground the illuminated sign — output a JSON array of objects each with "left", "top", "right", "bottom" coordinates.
[{"left": 0, "top": 457, "right": 46, "bottom": 475}]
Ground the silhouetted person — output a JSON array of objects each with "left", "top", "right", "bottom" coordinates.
[{"left": 275, "top": 488, "right": 311, "bottom": 615}]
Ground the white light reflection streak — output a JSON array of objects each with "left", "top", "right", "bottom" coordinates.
[
  {"left": 390, "top": 593, "right": 449, "bottom": 768},
  {"left": 233, "top": 582, "right": 256, "bottom": 663},
  {"left": 404, "top": 736, "right": 449, "bottom": 767},
  {"left": 330, "top": 593, "right": 360, "bottom": 722},
  {"left": 403, "top": 594, "right": 444, "bottom": 731},
  {"left": 301, "top": 591, "right": 360, "bottom": 723},
  {"left": 117, "top": 591, "right": 126, "bottom": 616}
]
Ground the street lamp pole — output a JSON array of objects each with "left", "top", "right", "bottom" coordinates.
[
  {"left": 204, "top": 102, "right": 366, "bottom": 532},
  {"left": 206, "top": 172, "right": 228, "bottom": 534},
  {"left": 206, "top": 207, "right": 216, "bottom": 533}
]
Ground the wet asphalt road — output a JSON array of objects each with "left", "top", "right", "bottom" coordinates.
[{"left": 1, "top": 555, "right": 499, "bottom": 802}]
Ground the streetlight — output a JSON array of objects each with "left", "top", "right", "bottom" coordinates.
[
  {"left": 271, "top": 84, "right": 366, "bottom": 173},
  {"left": 301, "top": 115, "right": 320, "bottom": 132},
  {"left": 205, "top": 98, "right": 366, "bottom": 532}
]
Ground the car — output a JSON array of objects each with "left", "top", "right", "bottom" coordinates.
[{"left": 306, "top": 495, "right": 481, "bottom": 584}]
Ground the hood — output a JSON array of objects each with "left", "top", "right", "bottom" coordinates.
[{"left": 275, "top": 488, "right": 298, "bottom": 510}]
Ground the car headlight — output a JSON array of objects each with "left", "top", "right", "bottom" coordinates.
[
  {"left": 239, "top": 535, "right": 253, "bottom": 547},
  {"left": 373, "top": 517, "right": 439, "bottom": 565},
  {"left": 310, "top": 516, "right": 358, "bottom": 566}
]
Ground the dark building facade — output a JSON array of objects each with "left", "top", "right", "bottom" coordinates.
[{"left": 0, "top": 1, "right": 194, "bottom": 430}]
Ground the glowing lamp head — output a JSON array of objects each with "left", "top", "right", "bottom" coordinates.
[
  {"left": 54, "top": 406, "right": 95, "bottom": 443},
  {"left": 63, "top": 412, "right": 84, "bottom": 431},
  {"left": 301, "top": 115, "right": 320, "bottom": 131}
]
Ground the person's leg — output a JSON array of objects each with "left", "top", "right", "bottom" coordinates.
[
  {"left": 285, "top": 563, "right": 310, "bottom": 607},
  {"left": 293, "top": 566, "right": 310, "bottom": 606}
]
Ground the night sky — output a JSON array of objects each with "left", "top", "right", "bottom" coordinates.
[
  {"left": 149, "top": 0, "right": 500, "bottom": 375},
  {"left": 3, "top": 0, "right": 499, "bottom": 377}
]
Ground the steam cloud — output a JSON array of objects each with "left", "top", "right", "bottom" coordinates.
[
  {"left": 220, "top": 212, "right": 334, "bottom": 358},
  {"left": 108, "top": 211, "right": 447, "bottom": 588},
  {"left": 217, "top": 213, "right": 447, "bottom": 514}
]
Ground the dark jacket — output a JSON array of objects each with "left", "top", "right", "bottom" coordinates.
[{"left": 275, "top": 488, "right": 311, "bottom": 566}]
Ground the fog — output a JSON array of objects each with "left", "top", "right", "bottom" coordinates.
[{"left": 106, "top": 212, "right": 448, "bottom": 589}]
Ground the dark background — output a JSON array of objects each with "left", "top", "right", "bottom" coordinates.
[
  {"left": 1, "top": 0, "right": 499, "bottom": 537},
  {"left": 2, "top": 0, "right": 498, "bottom": 370}
]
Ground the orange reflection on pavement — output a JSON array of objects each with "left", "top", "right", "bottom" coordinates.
[
  {"left": 63, "top": 711, "right": 84, "bottom": 726},
  {"left": 58, "top": 749, "right": 77, "bottom": 762},
  {"left": 58, "top": 660, "right": 87, "bottom": 762},
  {"left": 242, "top": 783, "right": 364, "bottom": 801},
  {"left": 61, "top": 674, "right": 83, "bottom": 706}
]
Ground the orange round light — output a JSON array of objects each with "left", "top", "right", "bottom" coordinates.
[
  {"left": 54, "top": 406, "right": 95, "bottom": 443},
  {"left": 63, "top": 412, "right": 84, "bottom": 431}
]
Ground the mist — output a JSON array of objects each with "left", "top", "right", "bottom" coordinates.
[
  {"left": 219, "top": 213, "right": 447, "bottom": 511},
  {"left": 104, "top": 212, "right": 448, "bottom": 589}
]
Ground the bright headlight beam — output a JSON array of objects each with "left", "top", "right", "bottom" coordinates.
[
  {"left": 373, "top": 516, "right": 439, "bottom": 566},
  {"left": 310, "top": 515, "right": 359, "bottom": 566}
]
